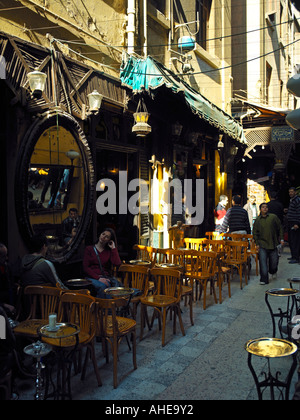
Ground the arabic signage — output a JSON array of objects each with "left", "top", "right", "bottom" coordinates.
[{"left": 271, "top": 126, "right": 294, "bottom": 143}]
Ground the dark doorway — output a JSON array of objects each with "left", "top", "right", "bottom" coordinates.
[{"left": 96, "top": 149, "right": 139, "bottom": 260}]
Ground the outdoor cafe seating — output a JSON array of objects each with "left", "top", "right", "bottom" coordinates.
[{"left": 9, "top": 232, "right": 261, "bottom": 399}]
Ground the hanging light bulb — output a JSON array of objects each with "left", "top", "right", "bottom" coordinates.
[{"left": 132, "top": 98, "right": 152, "bottom": 137}]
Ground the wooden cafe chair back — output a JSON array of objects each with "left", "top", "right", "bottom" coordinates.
[
  {"left": 140, "top": 267, "right": 185, "bottom": 347},
  {"left": 13, "top": 285, "right": 62, "bottom": 339},
  {"left": 132, "top": 244, "right": 157, "bottom": 267},
  {"left": 117, "top": 264, "right": 150, "bottom": 319},
  {"left": 184, "top": 250, "right": 218, "bottom": 309}
]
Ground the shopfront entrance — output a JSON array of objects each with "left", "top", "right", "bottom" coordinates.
[{"left": 95, "top": 148, "right": 140, "bottom": 261}]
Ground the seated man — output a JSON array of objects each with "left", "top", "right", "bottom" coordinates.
[
  {"left": 62, "top": 208, "right": 81, "bottom": 245},
  {"left": 21, "top": 234, "right": 67, "bottom": 289}
]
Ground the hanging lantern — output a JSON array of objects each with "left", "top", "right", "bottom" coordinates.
[
  {"left": 132, "top": 98, "right": 151, "bottom": 137},
  {"left": 87, "top": 90, "right": 103, "bottom": 112},
  {"left": 178, "top": 36, "right": 196, "bottom": 52},
  {"left": 27, "top": 68, "right": 47, "bottom": 98}
]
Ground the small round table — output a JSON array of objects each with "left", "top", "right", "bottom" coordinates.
[
  {"left": 104, "top": 287, "right": 135, "bottom": 317},
  {"left": 245, "top": 337, "right": 298, "bottom": 400},
  {"left": 155, "top": 263, "right": 183, "bottom": 270},
  {"left": 129, "top": 259, "right": 151, "bottom": 266},
  {"left": 65, "top": 279, "right": 95, "bottom": 295},
  {"left": 265, "top": 288, "right": 299, "bottom": 338},
  {"left": 38, "top": 323, "right": 80, "bottom": 400}
]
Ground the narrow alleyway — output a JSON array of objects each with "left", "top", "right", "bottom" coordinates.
[{"left": 15, "top": 247, "right": 299, "bottom": 401}]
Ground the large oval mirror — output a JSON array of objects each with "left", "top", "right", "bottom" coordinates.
[{"left": 15, "top": 109, "right": 95, "bottom": 263}]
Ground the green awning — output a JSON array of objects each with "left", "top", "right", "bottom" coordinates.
[{"left": 120, "top": 55, "right": 247, "bottom": 144}]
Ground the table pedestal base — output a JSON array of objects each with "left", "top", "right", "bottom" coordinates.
[{"left": 247, "top": 353, "right": 298, "bottom": 400}]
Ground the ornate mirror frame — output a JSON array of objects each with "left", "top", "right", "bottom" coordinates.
[{"left": 15, "top": 109, "right": 95, "bottom": 263}]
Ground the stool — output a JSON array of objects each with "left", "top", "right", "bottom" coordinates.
[
  {"left": 265, "top": 288, "right": 298, "bottom": 338},
  {"left": 0, "top": 370, "right": 12, "bottom": 400},
  {"left": 245, "top": 337, "right": 298, "bottom": 400}
]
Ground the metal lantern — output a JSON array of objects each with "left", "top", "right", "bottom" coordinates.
[
  {"left": 87, "top": 90, "right": 103, "bottom": 112},
  {"left": 178, "top": 36, "right": 196, "bottom": 52},
  {"left": 27, "top": 69, "right": 47, "bottom": 98},
  {"left": 287, "top": 75, "right": 300, "bottom": 97},
  {"left": 65, "top": 149, "right": 80, "bottom": 164},
  {"left": 132, "top": 98, "right": 151, "bottom": 137},
  {"left": 217, "top": 134, "right": 224, "bottom": 148},
  {"left": 286, "top": 108, "right": 300, "bottom": 130}
]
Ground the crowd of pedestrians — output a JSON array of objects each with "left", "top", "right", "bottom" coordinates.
[{"left": 215, "top": 186, "right": 300, "bottom": 285}]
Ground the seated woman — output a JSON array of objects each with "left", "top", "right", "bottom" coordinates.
[{"left": 83, "top": 228, "right": 122, "bottom": 298}]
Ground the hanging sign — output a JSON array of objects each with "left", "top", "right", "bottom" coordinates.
[{"left": 271, "top": 126, "right": 294, "bottom": 143}]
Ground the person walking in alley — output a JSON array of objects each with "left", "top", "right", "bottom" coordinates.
[
  {"left": 244, "top": 195, "right": 258, "bottom": 232},
  {"left": 253, "top": 203, "right": 284, "bottom": 285},
  {"left": 219, "top": 195, "right": 251, "bottom": 234},
  {"left": 266, "top": 191, "right": 284, "bottom": 223},
  {"left": 286, "top": 187, "right": 300, "bottom": 264}
]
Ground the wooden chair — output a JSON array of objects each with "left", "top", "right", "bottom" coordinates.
[
  {"left": 158, "top": 249, "right": 185, "bottom": 268},
  {"left": 13, "top": 286, "right": 62, "bottom": 340},
  {"left": 205, "top": 231, "right": 223, "bottom": 240},
  {"left": 227, "top": 234, "right": 258, "bottom": 277},
  {"left": 117, "top": 264, "right": 150, "bottom": 319},
  {"left": 96, "top": 298, "right": 137, "bottom": 388},
  {"left": 43, "top": 292, "right": 102, "bottom": 388},
  {"left": 132, "top": 245, "right": 157, "bottom": 267},
  {"left": 156, "top": 248, "right": 172, "bottom": 264},
  {"left": 163, "top": 249, "right": 193, "bottom": 326},
  {"left": 140, "top": 267, "right": 185, "bottom": 347},
  {"left": 223, "top": 241, "right": 249, "bottom": 289},
  {"left": 184, "top": 250, "right": 218, "bottom": 309},
  {"left": 184, "top": 238, "right": 208, "bottom": 251},
  {"left": 206, "top": 240, "right": 231, "bottom": 304}
]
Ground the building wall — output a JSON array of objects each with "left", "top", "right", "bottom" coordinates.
[
  {"left": 0, "top": 0, "right": 127, "bottom": 78},
  {"left": 232, "top": 0, "right": 299, "bottom": 107}
]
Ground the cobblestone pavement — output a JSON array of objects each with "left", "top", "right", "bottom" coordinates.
[{"left": 15, "top": 248, "right": 300, "bottom": 401}]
